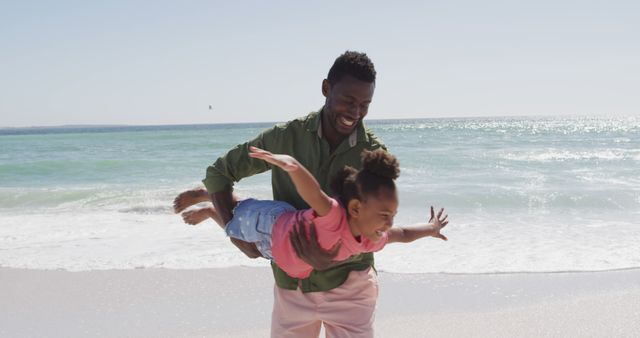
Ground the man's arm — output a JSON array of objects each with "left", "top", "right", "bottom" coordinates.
[
  {"left": 203, "top": 126, "right": 339, "bottom": 264},
  {"left": 203, "top": 131, "right": 274, "bottom": 259},
  {"left": 203, "top": 140, "right": 272, "bottom": 195},
  {"left": 211, "top": 187, "right": 263, "bottom": 258}
]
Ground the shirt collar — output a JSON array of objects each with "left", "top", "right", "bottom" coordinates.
[{"left": 309, "top": 107, "right": 368, "bottom": 148}]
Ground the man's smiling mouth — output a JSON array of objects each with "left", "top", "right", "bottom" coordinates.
[{"left": 339, "top": 116, "right": 356, "bottom": 127}]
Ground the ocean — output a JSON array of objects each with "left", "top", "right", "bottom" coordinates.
[{"left": 1, "top": 116, "right": 639, "bottom": 273}]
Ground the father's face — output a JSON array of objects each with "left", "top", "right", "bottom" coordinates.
[{"left": 322, "top": 75, "right": 375, "bottom": 136}]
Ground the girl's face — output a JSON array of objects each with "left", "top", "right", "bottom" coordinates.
[{"left": 348, "top": 187, "right": 398, "bottom": 242}]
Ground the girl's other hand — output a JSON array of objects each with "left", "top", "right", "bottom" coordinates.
[
  {"left": 248, "top": 146, "right": 300, "bottom": 172},
  {"left": 429, "top": 206, "right": 449, "bottom": 241}
]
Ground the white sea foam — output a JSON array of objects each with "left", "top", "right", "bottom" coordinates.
[
  {"left": 1, "top": 209, "right": 639, "bottom": 273},
  {"left": 0, "top": 211, "right": 269, "bottom": 271}
]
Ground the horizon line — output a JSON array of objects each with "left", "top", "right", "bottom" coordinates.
[{"left": 1, "top": 112, "right": 635, "bottom": 130}]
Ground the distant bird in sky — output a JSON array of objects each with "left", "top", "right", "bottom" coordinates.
[{"left": 208, "top": 105, "right": 212, "bottom": 110}]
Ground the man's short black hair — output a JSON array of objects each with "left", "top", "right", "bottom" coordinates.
[{"left": 327, "top": 51, "right": 376, "bottom": 85}]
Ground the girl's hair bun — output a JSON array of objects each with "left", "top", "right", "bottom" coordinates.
[{"left": 361, "top": 149, "right": 400, "bottom": 180}]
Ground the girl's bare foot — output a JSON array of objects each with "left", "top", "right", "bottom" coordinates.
[
  {"left": 181, "top": 207, "right": 216, "bottom": 225},
  {"left": 173, "top": 188, "right": 209, "bottom": 213}
]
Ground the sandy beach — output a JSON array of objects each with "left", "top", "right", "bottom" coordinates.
[{"left": 1, "top": 267, "right": 639, "bottom": 337}]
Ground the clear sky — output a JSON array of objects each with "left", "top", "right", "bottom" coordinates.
[{"left": 1, "top": 0, "right": 639, "bottom": 127}]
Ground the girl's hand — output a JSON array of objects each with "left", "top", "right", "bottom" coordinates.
[
  {"left": 248, "top": 146, "right": 300, "bottom": 172},
  {"left": 428, "top": 206, "right": 449, "bottom": 241}
]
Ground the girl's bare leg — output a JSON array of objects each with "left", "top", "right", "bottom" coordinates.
[
  {"left": 179, "top": 192, "right": 242, "bottom": 229},
  {"left": 182, "top": 207, "right": 222, "bottom": 226},
  {"left": 173, "top": 188, "right": 209, "bottom": 213}
]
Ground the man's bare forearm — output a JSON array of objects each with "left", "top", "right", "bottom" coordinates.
[
  {"left": 210, "top": 187, "right": 262, "bottom": 258},
  {"left": 210, "top": 188, "right": 234, "bottom": 225}
]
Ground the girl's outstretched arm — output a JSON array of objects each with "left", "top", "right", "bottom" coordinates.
[
  {"left": 248, "top": 146, "right": 333, "bottom": 216},
  {"left": 388, "top": 206, "right": 449, "bottom": 243}
]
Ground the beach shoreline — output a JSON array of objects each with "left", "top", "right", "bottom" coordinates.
[{"left": 2, "top": 266, "right": 639, "bottom": 337}]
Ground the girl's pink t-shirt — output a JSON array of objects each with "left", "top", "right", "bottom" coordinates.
[{"left": 271, "top": 198, "right": 388, "bottom": 279}]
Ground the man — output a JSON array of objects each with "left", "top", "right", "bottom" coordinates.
[{"left": 202, "top": 51, "right": 387, "bottom": 337}]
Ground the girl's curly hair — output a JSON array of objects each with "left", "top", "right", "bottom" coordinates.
[{"left": 330, "top": 149, "right": 399, "bottom": 207}]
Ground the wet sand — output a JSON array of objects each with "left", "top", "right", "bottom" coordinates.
[{"left": 1, "top": 267, "right": 639, "bottom": 337}]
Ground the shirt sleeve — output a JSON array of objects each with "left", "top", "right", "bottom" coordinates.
[
  {"left": 309, "top": 198, "right": 343, "bottom": 232},
  {"left": 202, "top": 127, "right": 280, "bottom": 194}
]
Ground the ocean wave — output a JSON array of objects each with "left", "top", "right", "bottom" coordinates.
[
  {"left": 500, "top": 149, "right": 628, "bottom": 162},
  {"left": 0, "top": 186, "right": 182, "bottom": 212},
  {"left": 375, "top": 116, "right": 640, "bottom": 135},
  {"left": 118, "top": 206, "right": 174, "bottom": 214},
  {"left": 1, "top": 211, "right": 639, "bottom": 274},
  {"left": 3, "top": 183, "right": 638, "bottom": 213}
]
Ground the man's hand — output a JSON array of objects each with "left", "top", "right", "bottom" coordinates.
[
  {"left": 289, "top": 220, "right": 342, "bottom": 271},
  {"left": 230, "top": 238, "right": 263, "bottom": 259}
]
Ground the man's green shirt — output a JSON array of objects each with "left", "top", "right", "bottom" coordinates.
[{"left": 203, "top": 109, "right": 386, "bottom": 292}]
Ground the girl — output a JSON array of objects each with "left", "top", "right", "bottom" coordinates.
[{"left": 178, "top": 146, "right": 448, "bottom": 279}]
